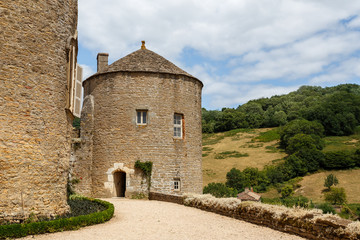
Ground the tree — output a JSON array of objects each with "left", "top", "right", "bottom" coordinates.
[
  {"left": 203, "top": 182, "right": 237, "bottom": 198},
  {"left": 279, "top": 119, "right": 324, "bottom": 149},
  {"left": 226, "top": 168, "right": 245, "bottom": 192},
  {"left": 281, "top": 185, "right": 294, "bottom": 198},
  {"left": 325, "top": 187, "right": 347, "bottom": 205},
  {"left": 324, "top": 174, "right": 339, "bottom": 190}
]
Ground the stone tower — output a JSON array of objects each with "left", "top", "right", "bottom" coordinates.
[
  {"left": 74, "top": 41, "right": 203, "bottom": 197},
  {"left": 0, "top": 1, "right": 78, "bottom": 220}
]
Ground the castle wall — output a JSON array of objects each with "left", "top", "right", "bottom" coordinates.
[
  {"left": 0, "top": 0, "right": 78, "bottom": 220},
  {"left": 78, "top": 72, "right": 203, "bottom": 197}
]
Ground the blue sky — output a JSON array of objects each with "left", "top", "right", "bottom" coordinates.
[{"left": 77, "top": 0, "right": 360, "bottom": 110}]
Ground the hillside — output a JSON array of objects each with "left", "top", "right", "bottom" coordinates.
[
  {"left": 202, "top": 128, "right": 287, "bottom": 186},
  {"left": 202, "top": 127, "right": 360, "bottom": 203}
]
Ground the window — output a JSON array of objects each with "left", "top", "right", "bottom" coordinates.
[
  {"left": 174, "top": 114, "right": 183, "bottom": 138},
  {"left": 174, "top": 179, "right": 180, "bottom": 191},
  {"left": 65, "top": 30, "right": 82, "bottom": 118},
  {"left": 136, "top": 110, "right": 147, "bottom": 125}
]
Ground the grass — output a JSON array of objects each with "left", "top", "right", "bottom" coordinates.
[
  {"left": 294, "top": 169, "right": 360, "bottom": 203},
  {"left": 214, "top": 151, "right": 249, "bottom": 159},
  {"left": 202, "top": 128, "right": 287, "bottom": 186},
  {"left": 254, "top": 128, "right": 280, "bottom": 142},
  {"left": 202, "top": 126, "right": 360, "bottom": 205},
  {"left": 322, "top": 126, "right": 360, "bottom": 152},
  {"left": 203, "top": 129, "right": 254, "bottom": 146},
  {"left": 202, "top": 147, "right": 213, "bottom": 152}
]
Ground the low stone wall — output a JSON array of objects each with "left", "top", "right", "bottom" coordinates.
[
  {"left": 149, "top": 192, "right": 184, "bottom": 205},
  {"left": 149, "top": 192, "right": 360, "bottom": 240}
]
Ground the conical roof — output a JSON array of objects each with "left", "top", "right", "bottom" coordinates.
[{"left": 106, "top": 44, "right": 196, "bottom": 79}]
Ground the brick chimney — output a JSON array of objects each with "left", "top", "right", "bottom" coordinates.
[{"left": 97, "top": 53, "right": 109, "bottom": 72}]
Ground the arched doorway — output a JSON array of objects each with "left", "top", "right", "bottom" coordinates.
[{"left": 113, "top": 171, "right": 126, "bottom": 197}]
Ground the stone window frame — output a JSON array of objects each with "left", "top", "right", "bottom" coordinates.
[
  {"left": 65, "top": 30, "right": 82, "bottom": 118},
  {"left": 173, "top": 113, "right": 184, "bottom": 139},
  {"left": 136, "top": 110, "right": 148, "bottom": 125},
  {"left": 174, "top": 178, "right": 181, "bottom": 191}
]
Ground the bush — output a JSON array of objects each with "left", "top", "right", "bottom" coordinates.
[
  {"left": 0, "top": 196, "right": 114, "bottom": 239},
  {"left": 322, "top": 151, "right": 356, "bottom": 169},
  {"left": 281, "top": 185, "right": 294, "bottom": 198},
  {"left": 325, "top": 187, "right": 347, "bottom": 205},
  {"left": 203, "top": 182, "right": 237, "bottom": 198},
  {"left": 317, "top": 203, "right": 336, "bottom": 214},
  {"left": 282, "top": 196, "right": 310, "bottom": 208}
]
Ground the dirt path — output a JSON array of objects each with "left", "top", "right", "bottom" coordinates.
[{"left": 21, "top": 199, "right": 304, "bottom": 240}]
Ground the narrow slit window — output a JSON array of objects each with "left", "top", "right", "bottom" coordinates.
[
  {"left": 174, "top": 114, "right": 183, "bottom": 138},
  {"left": 136, "top": 110, "right": 148, "bottom": 125}
]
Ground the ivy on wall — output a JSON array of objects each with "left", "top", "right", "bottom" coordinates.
[{"left": 134, "top": 160, "right": 153, "bottom": 191}]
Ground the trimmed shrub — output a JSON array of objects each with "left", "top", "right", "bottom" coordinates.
[{"left": 0, "top": 196, "right": 114, "bottom": 239}]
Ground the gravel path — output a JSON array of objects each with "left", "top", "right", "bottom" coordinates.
[{"left": 21, "top": 198, "right": 304, "bottom": 240}]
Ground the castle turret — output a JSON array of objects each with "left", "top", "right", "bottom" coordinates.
[
  {"left": 0, "top": 0, "right": 78, "bottom": 220},
  {"left": 74, "top": 42, "right": 203, "bottom": 198}
]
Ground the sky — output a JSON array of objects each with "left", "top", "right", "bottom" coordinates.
[{"left": 77, "top": 0, "right": 360, "bottom": 110}]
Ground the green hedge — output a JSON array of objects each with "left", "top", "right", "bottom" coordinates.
[{"left": 0, "top": 196, "right": 114, "bottom": 239}]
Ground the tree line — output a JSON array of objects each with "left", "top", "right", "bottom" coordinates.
[{"left": 202, "top": 84, "right": 360, "bottom": 136}]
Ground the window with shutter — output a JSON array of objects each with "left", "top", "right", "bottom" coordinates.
[
  {"left": 72, "top": 64, "right": 82, "bottom": 118},
  {"left": 65, "top": 30, "right": 81, "bottom": 118}
]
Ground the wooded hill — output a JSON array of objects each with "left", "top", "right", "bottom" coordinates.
[{"left": 202, "top": 84, "right": 360, "bottom": 137}]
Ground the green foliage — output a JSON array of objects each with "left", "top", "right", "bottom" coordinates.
[
  {"left": 0, "top": 196, "right": 114, "bottom": 239},
  {"left": 203, "top": 182, "right": 237, "bottom": 198},
  {"left": 225, "top": 167, "right": 269, "bottom": 193},
  {"left": 322, "top": 151, "right": 356, "bottom": 169},
  {"left": 262, "top": 196, "right": 310, "bottom": 208},
  {"left": 255, "top": 128, "right": 280, "bottom": 142},
  {"left": 131, "top": 193, "right": 148, "bottom": 199},
  {"left": 202, "top": 147, "right": 213, "bottom": 152},
  {"left": 325, "top": 187, "right": 347, "bottom": 205},
  {"left": 134, "top": 160, "right": 153, "bottom": 190},
  {"left": 281, "top": 185, "right": 294, "bottom": 198},
  {"left": 317, "top": 203, "right": 336, "bottom": 214},
  {"left": 279, "top": 119, "right": 324, "bottom": 149},
  {"left": 324, "top": 174, "right": 339, "bottom": 190},
  {"left": 338, "top": 204, "right": 360, "bottom": 220},
  {"left": 134, "top": 160, "right": 152, "bottom": 177},
  {"left": 286, "top": 133, "right": 324, "bottom": 154},
  {"left": 214, "top": 151, "right": 249, "bottom": 159},
  {"left": 72, "top": 117, "right": 81, "bottom": 130},
  {"left": 226, "top": 168, "right": 245, "bottom": 192},
  {"left": 202, "top": 84, "right": 360, "bottom": 136}
]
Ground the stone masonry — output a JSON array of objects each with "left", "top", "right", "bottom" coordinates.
[
  {"left": 73, "top": 43, "right": 203, "bottom": 198},
  {"left": 0, "top": 0, "right": 78, "bottom": 220}
]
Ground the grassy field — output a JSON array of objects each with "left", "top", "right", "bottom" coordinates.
[
  {"left": 202, "top": 128, "right": 286, "bottom": 186},
  {"left": 203, "top": 127, "right": 360, "bottom": 203}
]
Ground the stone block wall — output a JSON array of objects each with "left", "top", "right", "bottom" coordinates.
[
  {"left": 0, "top": 0, "right": 78, "bottom": 220},
  {"left": 75, "top": 71, "right": 203, "bottom": 198}
]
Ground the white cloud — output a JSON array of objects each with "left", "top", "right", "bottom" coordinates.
[
  {"left": 78, "top": 0, "right": 360, "bottom": 109},
  {"left": 79, "top": 64, "right": 95, "bottom": 80}
]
